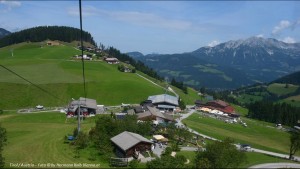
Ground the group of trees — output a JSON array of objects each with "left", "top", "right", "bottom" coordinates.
[
  {"left": 106, "top": 47, "right": 163, "bottom": 81},
  {"left": 248, "top": 101, "right": 300, "bottom": 126},
  {"left": 146, "top": 147, "right": 187, "bottom": 169},
  {"left": 194, "top": 138, "right": 246, "bottom": 168},
  {"left": 0, "top": 26, "right": 96, "bottom": 48},
  {"left": 88, "top": 115, "right": 152, "bottom": 159},
  {"left": 146, "top": 137, "right": 246, "bottom": 169},
  {"left": 171, "top": 78, "right": 188, "bottom": 94}
]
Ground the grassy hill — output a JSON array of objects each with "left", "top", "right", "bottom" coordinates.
[
  {"left": 232, "top": 82, "right": 300, "bottom": 107},
  {"left": 267, "top": 83, "right": 299, "bottom": 96},
  {"left": 0, "top": 42, "right": 199, "bottom": 109},
  {"left": 183, "top": 112, "right": 293, "bottom": 154}
]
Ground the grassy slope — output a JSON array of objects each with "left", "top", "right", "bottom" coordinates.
[
  {"left": 267, "top": 83, "right": 299, "bottom": 96},
  {"left": 0, "top": 42, "right": 199, "bottom": 109},
  {"left": 183, "top": 113, "right": 291, "bottom": 154},
  {"left": 0, "top": 112, "right": 110, "bottom": 168},
  {"left": 2, "top": 110, "right": 292, "bottom": 168}
]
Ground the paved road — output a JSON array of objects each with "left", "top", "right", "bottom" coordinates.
[
  {"left": 178, "top": 109, "right": 300, "bottom": 161},
  {"left": 249, "top": 162, "right": 300, "bottom": 168},
  {"left": 135, "top": 73, "right": 179, "bottom": 97}
]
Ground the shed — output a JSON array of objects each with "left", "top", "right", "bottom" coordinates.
[{"left": 68, "top": 97, "right": 97, "bottom": 116}]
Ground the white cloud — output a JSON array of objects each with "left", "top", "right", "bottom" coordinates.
[
  {"left": 272, "top": 20, "right": 291, "bottom": 35},
  {"left": 282, "top": 36, "right": 296, "bottom": 43},
  {"left": 256, "top": 34, "right": 264, "bottom": 38},
  {"left": 0, "top": 0, "right": 21, "bottom": 12},
  {"left": 67, "top": 6, "right": 192, "bottom": 31},
  {"left": 207, "top": 40, "right": 220, "bottom": 47}
]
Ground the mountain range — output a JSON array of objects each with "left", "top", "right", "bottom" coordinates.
[
  {"left": 0, "top": 28, "right": 11, "bottom": 39},
  {"left": 127, "top": 37, "right": 300, "bottom": 90}
]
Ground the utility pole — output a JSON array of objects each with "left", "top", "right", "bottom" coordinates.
[{"left": 77, "top": 103, "right": 81, "bottom": 136}]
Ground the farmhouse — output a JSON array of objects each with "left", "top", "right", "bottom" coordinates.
[
  {"left": 147, "top": 94, "right": 179, "bottom": 111},
  {"left": 46, "top": 40, "right": 60, "bottom": 46},
  {"left": 105, "top": 57, "right": 119, "bottom": 64},
  {"left": 73, "top": 54, "right": 92, "bottom": 60},
  {"left": 137, "top": 106, "right": 175, "bottom": 123},
  {"left": 204, "top": 100, "right": 235, "bottom": 114},
  {"left": 194, "top": 100, "right": 204, "bottom": 108},
  {"left": 111, "top": 131, "right": 153, "bottom": 158},
  {"left": 67, "top": 97, "right": 97, "bottom": 116}
]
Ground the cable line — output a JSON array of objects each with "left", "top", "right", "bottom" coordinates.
[{"left": 79, "top": 0, "right": 87, "bottom": 100}]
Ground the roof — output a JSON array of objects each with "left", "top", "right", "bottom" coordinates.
[
  {"left": 137, "top": 111, "right": 152, "bottom": 119},
  {"left": 208, "top": 100, "right": 229, "bottom": 107},
  {"left": 153, "top": 135, "right": 165, "bottom": 140},
  {"left": 126, "top": 109, "right": 135, "bottom": 115},
  {"left": 111, "top": 131, "right": 152, "bottom": 152},
  {"left": 147, "top": 106, "right": 174, "bottom": 121},
  {"left": 137, "top": 106, "right": 174, "bottom": 122},
  {"left": 69, "top": 97, "right": 97, "bottom": 109},
  {"left": 105, "top": 57, "right": 119, "bottom": 61},
  {"left": 157, "top": 105, "right": 176, "bottom": 109},
  {"left": 147, "top": 94, "right": 178, "bottom": 106},
  {"left": 195, "top": 100, "right": 203, "bottom": 105}
]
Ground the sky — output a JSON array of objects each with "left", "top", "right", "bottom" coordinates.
[{"left": 0, "top": 1, "right": 300, "bottom": 54}]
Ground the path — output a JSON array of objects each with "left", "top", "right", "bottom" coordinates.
[
  {"left": 249, "top": 163, "right": 300, "bottom": 168},
  {"left": 178, "top": 109, "right": 300, "bottom": 161},
  {"left": 135, "top": 73, "right": 179, "bottom": 98}
]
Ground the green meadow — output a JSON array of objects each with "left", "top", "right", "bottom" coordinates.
[
  {"left": 183, "top": 112, "right": 292, "bottom": 154},
  {"left": 267, "top": 83, "right": 299, "bottom": 96},
  {"left": 0, "top": 42, "right": 199, "bottom": 109},
  {"left": 0, "top": 112, "right": 111, "bottom": 168},
  {"left": 1, "top": 111, "right": 295, "bottom": 168}
]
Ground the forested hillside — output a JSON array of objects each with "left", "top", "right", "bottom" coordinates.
[
  {"left": 272, "top": 71, "right": 300, "bottom": 85},
  {"left": 0, "top": 26, "right": 96, "bottom": 48}
]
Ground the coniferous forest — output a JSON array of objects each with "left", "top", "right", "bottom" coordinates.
[
  {"left": 248, "top": 101, "right": 300, "bottom": 126},
  {"left": 0, "top": 26, "right": 96, "bottom": 47}
]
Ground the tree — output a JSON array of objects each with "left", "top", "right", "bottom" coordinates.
[
  {"left": 129, "top": 159, "right": 139, "bottom": 169},
  {"left": 0, "top": 124, "right": 7, "bottom": 168},
  {"left": 179, "top": 98, "right": 186, "bottom": 110},
  {"left": 289, "top": 131, "right": 300, "bottom": 159},
  {"left": 194, "top": 138, "right": 246, "bottom": 168},
  {"left": 200, "top": 87, "right": 206, "bottom": 94},
  {"left": 75, "top": 131, "right": 89, "bottom": 149},
  {"left": 146, "top": 149, "right": 187, "bottom": 169}
]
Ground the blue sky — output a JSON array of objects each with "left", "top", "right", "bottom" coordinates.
[{"left": 1, "top": 1, "right": 300, "bottom": 54}]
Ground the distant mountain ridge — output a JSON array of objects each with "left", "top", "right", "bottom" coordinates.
[
  {"left": 128, "top": 37, "right": 300, "bottom": 89},
  {"left": 0, "top": 28, "right": 11, "bottom": 39},
  {"left": 271, "top": 71, "right": 300, "bottom": 85},
  {"left": 126, "top": 51, "right": 144, "bottom": 59}
]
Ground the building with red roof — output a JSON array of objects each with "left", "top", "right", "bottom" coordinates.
[{"left": 204, "top": 100, "right": 235, "bottom": 114}]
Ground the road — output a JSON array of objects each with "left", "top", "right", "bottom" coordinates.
[
  {"left": 135, "top": 73, "right": 179, "bottom": 98},
  {"left": 249, "top": 163, "right": 300, "bottom": 168},
  {"left": 178, "top": 109, "right": 300, "bottom": 161}
]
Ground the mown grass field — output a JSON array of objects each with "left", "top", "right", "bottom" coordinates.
[
  {"left": 0, "top": 112, "right": 111, "bottom": 168},
  {"left": 0, "top": 42, "right": 199, "bottom": 109},
  {"left": 183, "top": 112, "right": 292, "bottom": 154}
]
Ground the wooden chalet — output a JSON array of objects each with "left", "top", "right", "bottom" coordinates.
[{"left": 111, "top": 131, "right": 152, "bottom": 158}]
